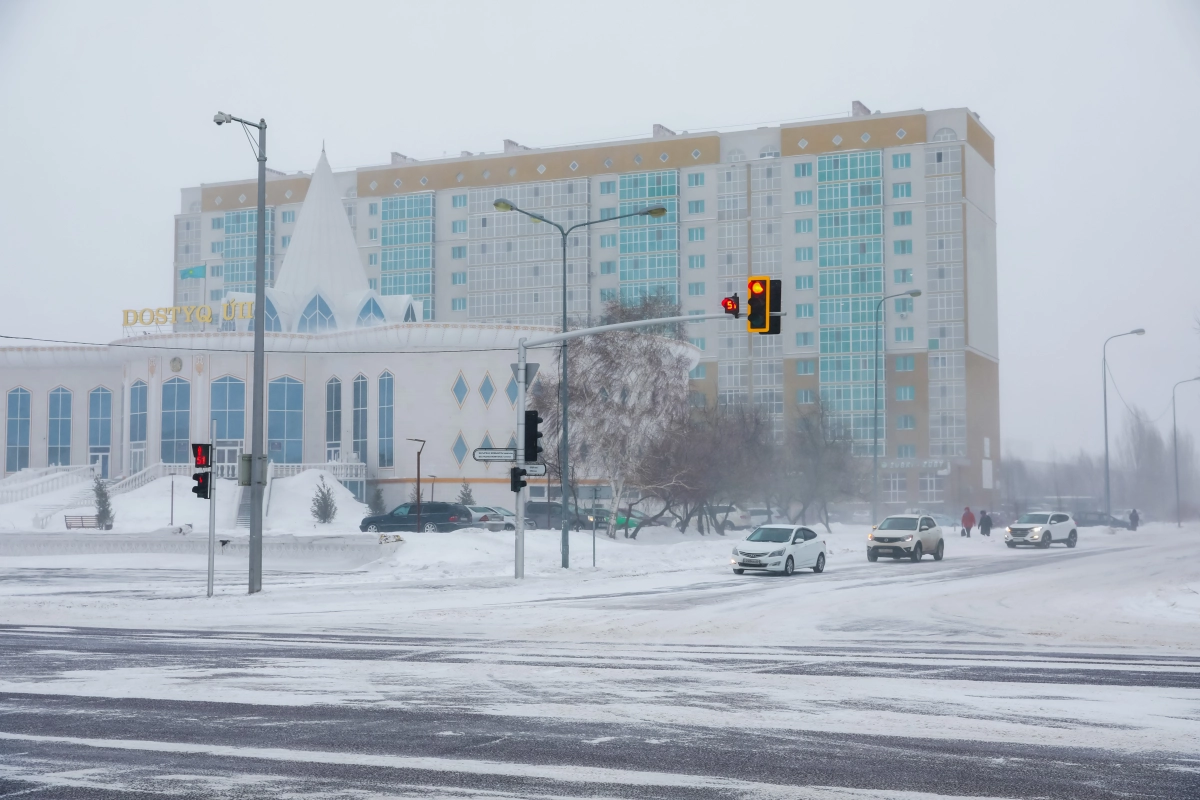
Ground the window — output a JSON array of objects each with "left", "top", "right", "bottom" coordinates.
[
  {"left": 796, "top": 360, "right": 815, "bottom": 375},
  {"left": 298, "top": 295, "right": 336, "bottom": 332},
  {"left": 452, "top": 194, "right": 467, "bottom": 208},
  {"left": 160, "top": 378, "right": 190, "bottom": 464},
  {"left": 795, "top": 303, "right": 814, "bottom": 318},
  {"left": 281, "top": 235, "right": 291, "bottom": 248},
  {"left": 795, "top": 275, "right": 813, "bottom": 290},
  {"left": 894, "top": 268, "right": 913, "bottom": 283},
  {"left": 893, "top": 182, "right": 912, "bottom": 199},
  {"left": 600, "top": 260, "right": 617, "bottom": 274},
  {"left": 688, "top": 282, "right": 706, "bottom": 296},
  {"left": 896, "top": 385, "right": 915, "bottom": 401},
  {"left": 794, "top": 162, "right": 812, "bottom": 178},
  {"left": 207, "top": 289, "right": 221, "bottom": 302},
  {"left": 920, "top": 471, "right": 944, "bottom": 503},
  {"left": 45, "top": 387, "right": 72, "bottom": 467},
  {"left": 325, "top": 378, "right": 342, "bottom": 459},
  {"left": 896, "top": 355, "right": 915, "bottom": 371},
  {"left": 87, "top": 387, "right": 112, "bottom": 477},
  {"left": 600, "top": 234, "right": 616, "bottom": 248},
  {"left": 379, "top": 371, "right": 393, "bottom": 465},
  {"left": 794, "top": 218, "right": 813, "bottom": 234},
  {"left": 688, "top": 227, "right": 705, "bottom": 242},
  {"left": 892, "top": 153, "right": 911, "bottom": 169},
  {"left": 267, "top": 377, "right": 303, "bottom": 463},
  {"left": 897, "top": 444, "right": 916, "bottom": 458},
  {"left": 795, "top": 246, "right": 814, "bottom": 262},
  {"left": 451, "top": 246, "right": 466, "bottom": 259},
  {"left": 897, "top": 415, "right": 916, "bottom": 430},
  {"left": 211, "top": 376, "right": 246, "bottom": 444},
  {"left": 368, "top": 278, "right": 378, "bottom": 290},
  {"left": 688, "top": 255, "right": 706, "bottom": 269},
  {"left": 451, "top": 298, "right": 467, "bottom": 311},
  {"left": 451, "top": 271, "right": 467, "bottom": 285},
  {"left": 369, "top": 252, "right": 379, "bottom": 266},
  {"left": 212, "top": 217, "right": 225, "bottom": 230},
  {"left": 795, "top": 332, "right": 814, "bottom": 347},
  {"left": 895, "top": 297, "right": 913, "bottom": 313},
  {"left": 600, "top": 180, "right": 616, "bottom": 195},
  {"left": 883, "top": 471, "right": 907, "bottom": 502},
  {"left": 451, "top": 219, "right": 467, "bottom": 234},
  {"left": 690, "top": 337, "right": 706, "bottom": 350},
  {"left": 368, "top": 202, "right": 378, "bottom": 216},
  {"left": 211, "top": 241, "right": 223, "bottom": 254},
  {"left": 687, "top": 172, "right": 705, "bottom": 187},
  {"left": 894, "top": 239, "right": 912, "bottom": 255},
  {"left": 690, "top": 364, "right": 707, "bottom": 379},
  {"left": 128, "top": 380, "right": 147, "bottom": 443},
  {"left": 600, "top": 288, "right": 617, "bottom": 302},
  {"left": 5, "top": 387, "right": 30, "bottom": 472},
  {"left": 600, "top": 207, "right": 617, "bottom": 220},
  {"left": 893, "top": 211, "right": 912, "bottom": 226},
  {"left": 794, "top": 190, "right": 813, "bottom": 206},
  {"left": 796, "top": 389, "right": 815, "bottom": 404},
  {"left": 281, "top": 211, "right": 294, "bottom": 224},
  {"left": 688, "top": 200, "right": 705, "bottom": 214},
  {"left": 351, "top": 375, "right": 367, "bottom": 466},
  {"left": 368, "top": 228, "right": 378, "bottom": 241},
  {"left": 896, "top": 326, "right": 914, "bottom": 342}
]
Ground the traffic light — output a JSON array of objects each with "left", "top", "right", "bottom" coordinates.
[
  {"left": 767, "top": 278, "right": 781, "bottom": 335},
  {"left": 191, "top": 443, "right": 211, "bottom": 468},
  {"left": 191, "top": 443, "right": 212, "bottom": 499},
  {"left": 524, "top": 409, "right": 543, "bottom": 462},
  {"left": 746, "top": 276, "right": 782, "bottom": 335},
  {"left": 510, "top": 466, "right": 528, "bottom": 493},
  {"left": 191, "top": 471, "right": 211, "bottom": 500},
  {"left": 721, "top": 293, "right": 740, "bottom": 318}
]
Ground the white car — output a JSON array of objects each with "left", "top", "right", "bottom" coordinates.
[
  {"left": 467, "top": 505, "right": 532, "bottom": 532},
  {"left": 867, "top": 514, "right": 946, "bottom": 562},
  {"left": 1005, "top": 512, "right": 1077, "bottom": 548},
  {"left": 731, "top": 524, "right": 826, "bottom": 576}
]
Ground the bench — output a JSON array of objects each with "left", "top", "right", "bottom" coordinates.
[{"left": 64, "top": 516, "right": 110, "bottom": 530}]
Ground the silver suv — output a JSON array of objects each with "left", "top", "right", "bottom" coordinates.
[
  {"left": 867, "top": 514, "right": 946, "bottom": 562},
  {"left": 1005, "top": 512, "right": 1077, "bottom": 548}
]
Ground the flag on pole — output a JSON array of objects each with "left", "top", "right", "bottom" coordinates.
[{"left": 180, "top": 265, "right": 206, "bottom": 280}]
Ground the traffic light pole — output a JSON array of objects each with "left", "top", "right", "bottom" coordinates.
[
  {"left": 512, "top": 312, "right": 728, "bottom": 576},
  {"left": 207, "top": 419, "right": 216, "bottom": 598}
]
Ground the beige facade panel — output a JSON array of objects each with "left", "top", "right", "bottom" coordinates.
[
  {"left": 201, "top": 176, "right": 312, "bottom": 213},
  {"left": 966, "top": 114, "right": 995, "bottom": 167},
  {"left": 965, "top": 350, "right": 1000, "bottom": 507},
  {"left": 780, "top": 114, "right": 927, "bottom": 158},
  {"left": 356, "top": 136, "right": 722, "bottom": 197},
  {"left": 689, "top": 369, "right": 718, "bottom": 409}
]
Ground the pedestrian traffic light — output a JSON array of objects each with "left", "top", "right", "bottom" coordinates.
[
  {"left": 191, "top": 443, "right": 212, "bottom": 499},
  {"left": 746, "top": 276, "right": 781, "bottom": 335},
  {"left": 524, "top": 410, "right": 543, "bottom": 462},
  {"left": 510, "top": 466, "right": 528, "bottom": 493},
  {"left": 191, "top": 443, "right": 211, "bottom": 468},
  {"left": 721, "top": 293, "right": 740, "bottom": 319},
  {"left": 191, "top": 470, "right": 211, "bottom": 500}
]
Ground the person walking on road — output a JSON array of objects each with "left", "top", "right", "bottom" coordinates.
[
  {"left": 961, "top": 506, "right": 976, "bottom": 538},
  {"left": 1129, "top": 508, "right": 1140, "bottom": 531},
  {"left": 979, "top": 509, "right": 993, "bottom": 537}
]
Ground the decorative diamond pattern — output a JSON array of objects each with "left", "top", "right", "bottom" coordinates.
[
  {"left": 482, "top": 169, "right": 490, "bottom": 179},
  {"left": 896, "top": 128, "right": 907, "bottom": 139},
  {"left": 394, "top": 178, "right": 402, "bottom": 188},
  {"left": 420, "top": 177, "right": 429, "bottom": 186},
  {"left": 238, "top": 193, "right": 247, "bottom": 203},
  {"left": 285, "top": 189, "right": 294, "bottom": 199},
  {"left": 832, "top": 135, "right": 842, "bottom": 145},
  {"left": 456, "top": 172, "right": 464, "bottom": 182},
  {"left": 507, "top": 433, "right": 518, "bottom": 450},
  {"left": 368, "top": 181, "right": 377, "bottom": 191},
  {"left": 634, "top": 154, "right": 643, "bottom": 165},
  {"left": 479, "top": 432, "right": 494, "bottom": 450},
  {"left": 604, "top": 158, "right": 613, "bottom": 169},
  {"left": 451, "top": 372, "right": 469, "bottom": 406},
  {"left": 505, "top": 376, "right": 519, "bottom": 406},
  {"left": 479, "top": 373, "right": 496, "bottom": 406},
  {"left": 569, "top": 161, "right": 579, "bottom": 171},
  {"left": 797, "top": 139, "right": 808, "bottom": 149},
  {"left": 537, "top": 164, "right": 546, "bottom": 174},
  {"left": 691, "top": 149, "right": 701, "bottom": 159},
  {"left": 860, "top": 133, "right": 871, "bottom": 143},
  {"left": 451, "top": 433, "right": 468, "bottom": 466},
  {"left": 214, "top": 196, "right": 222, "bottom": 205},
  {"left": 508, "top": 166, "right": 517, "bottom": 177},
  {"left": 659, "top": 152, "right": 669, "bottom": 162}
]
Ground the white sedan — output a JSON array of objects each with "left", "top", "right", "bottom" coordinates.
[
  {"left": 467, "top": 505, "right": 532, "bottom": 531},
  {"left": 731, "top": 524, "right": 827, "bottom": 576}
]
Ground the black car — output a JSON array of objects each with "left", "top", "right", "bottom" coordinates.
[
  {"left": 360, "top": 502, "right": 473, "bottom": 533},
  {"left": 524, "top": 501, "right": 587, "bottom": 530},
  {"left": 1073, "top": 511, "right": 1130, "bottom": 529}
]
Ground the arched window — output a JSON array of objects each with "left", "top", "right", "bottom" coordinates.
[
  {"left": 356, "top": 298, "right": 386, "bottom": 328},
  {"left": 48, "top": 387, "right": 72, "bottom": 466},
  {"left": 378, "top": 371, "right": 394, "bottom": 468},
  {"left": 247, "top": 297, "right": 282, "bottom": 332},
  {"left": 210, "top": 376, "right": 245, "bottom": 441},
  {"left": 297, "top": 295, "right": 336, "bottom": 333},
  {"left": 267, "top": 376, "right": 303, "bottom": 463},
  {"left": 403, "top": 304, "right": 417, "bottom": 322},
  {"left": 160, "top": 377, "right": 191, "bottom": 464},
  {"left": 88, "top": 387, "right": 112, "bottom": 478},
  {"left": 352, "top": 375, "right": 368, "bottom": 465},
  {"left": 931, "top": 127, "right": 958, "bottom": 142},
  {"left": 326, "top": 377, "right": 342, "bottom": 462},
  {"left": 759, "top": 144, "right": 780, "bottom": 159},
  {"left": 5, "top": 388, "right": 31, "bottom": 472},
  {"left": 129, "top": 380, "right": 148, "bottom": 474}
]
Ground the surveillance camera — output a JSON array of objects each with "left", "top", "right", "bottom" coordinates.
[{"left": 213, "top": 112, "right": 230, "bottom": 126}]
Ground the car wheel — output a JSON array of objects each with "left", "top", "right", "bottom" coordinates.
[
  {"left": 733, "top": 568, "right": 744, "bottom": 575},
  {"left": 867, "top": 548, "right": 878, "bottom": 562},
  {"left": 933, "top": 539, "right": 944, "bottom": 561},
  {"left": 423, "top": 522, "right": 439, "bottom": 533},
  {"left": 1039, "top": 533, "right": 1052, "bottom": 549},
  {"left": 813, "top": 553, "right": 825, "bottom": 573},
  {"left": 505, "top": 523, "right": 515, "bottom": 531},
  {"left": 910, "top": 542, "right": 923, "bottom": 562},
  {"left": 1067, "top": 530, "right": 1077, "bottom": 548},
  {"left": 366, "top": 524, "right": 379, "bottom": 533},
  {"left": 1006, "top": 541, "right": 1017, "bottom": 549},
  {"left": 783, "top": 556, "right": 794, "bottom": 576}
]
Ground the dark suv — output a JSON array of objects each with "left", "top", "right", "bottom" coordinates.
[
  {"left": 524, "top": 501, "right": 587, "bottom": 530},
  {"left": 360, "top": 502, "right": 473, "bottom": 533},
  {"left": 1073, "top": 511, "right": 1130, "bottom": 529}
]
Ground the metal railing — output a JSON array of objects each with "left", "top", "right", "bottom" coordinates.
[
  {"left": 1, "top": 465, "right": 95, "bottom": 505},
  {"left": 31, "top": 462, "right": 192, "bottom": 529}
]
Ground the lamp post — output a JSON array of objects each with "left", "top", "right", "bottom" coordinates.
[
  {"left": 872, "top": 289, "right": 922, "bottom": 526},
  {"left": 213, "top": 111, "right": 267, "bottom": 594},
  {"left": 493, "top": 198, "right": 665, "bottom": 568},
  {"left": 1102, "top": 328, "right": 1145, "bottom": 515},
  {"left": 407, "top": 438, "right": 425, "bottom": 532},
  {"left": 1173, "top": 377, "right": 1200, "bottom": 527}
]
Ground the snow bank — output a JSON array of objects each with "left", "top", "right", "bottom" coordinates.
[{"left": 263, "top": 469, "right": 370, "bottom": 536}]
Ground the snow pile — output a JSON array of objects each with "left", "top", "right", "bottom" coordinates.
[{"left": 263, "top": 469, "right": 370, "bottom": 536}]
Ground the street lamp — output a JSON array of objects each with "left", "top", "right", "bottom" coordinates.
[
  {"left": 214, "top": 110, "right": 267, "bottom": 594},
  {"left": 871, "top": 289, "right": 922, "bottom": 526},
  {"left": 1102, "top": 328, "right": 1145, "bottom": 515},
  {"left": 493, "top": 198, "right": 665, "bottom": 568},
  {"left": 407, "top": 438, "right": 425, "bottom": 532},
  {"left": 1173, "top": 377, "right": 1200, "bottom": 527}
]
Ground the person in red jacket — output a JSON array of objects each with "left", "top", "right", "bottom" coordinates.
[{"left": 961, "top": 506, "right": 976, "bottom": 538}]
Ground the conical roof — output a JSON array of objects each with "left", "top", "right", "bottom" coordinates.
[{"left": 273, "top": 150, "right": 368, "bottom": 299}]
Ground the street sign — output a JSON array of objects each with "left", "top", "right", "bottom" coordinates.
[
  {"left": 473, "top": 448, "right": 516, "bottom": 462},
  {"left": 524, "top": 463, "right": 547, "bottom": 477},
  {"left": 510, "top": 362, "right": 540, "bottom": 387}
]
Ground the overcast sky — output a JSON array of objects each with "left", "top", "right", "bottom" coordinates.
[{"left": 1, "top": 0, "right": 1198, "bottom": 460}]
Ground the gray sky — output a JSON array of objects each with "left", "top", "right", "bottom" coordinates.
[{"left": 2, "top": 0, "right": 1198, "bottom": 460}]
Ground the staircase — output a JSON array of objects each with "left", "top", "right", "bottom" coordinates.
[
  {"left": 31, "top": 462, "right": 192, "bottom": 529},
  {"left": 1, "top": 465, "right": 95, "bottom": 504},
  {"left": 236, "top": 486, "right": 251, "bottom": 528}
]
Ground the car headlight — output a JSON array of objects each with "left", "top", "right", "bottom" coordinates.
[
  {"left": 1005, "top": 526, "right": 1012, "bottom": 533},
  {"left": 1031, "top": 526, "right": 1043, "bottom": 534},
  {"left": 867, "top": 532, "right": 874, "bottom": 540},
  {"left": 903, "top": 535, "right": 914, "bottom": 542},
  {"left": 768, "top": 549, "right": 784, "bottom": 557}
]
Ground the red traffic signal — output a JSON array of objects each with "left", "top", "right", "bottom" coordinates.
[
  {"left": 191, "top": 471, "right": 211, "bottom": 499},
  {"left": 721, "top": 293, "right": 741, "bottom": 318},
  {"left": 191, "top": 443, "right": 211, "bottom": 468}
]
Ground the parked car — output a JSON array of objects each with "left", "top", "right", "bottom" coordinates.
[
  {"left": 1005, "top": 512, "right": 1077, "bottom": 548},
  {"left": 707, "top": 505, "right": 752, "bottom": 532},
  {"left": 1073, "top": 511, "right": 1130, "bottom": 529},
  {"left": 731, "top": 524, "right": 826, "bottom": 576},
  {"left": 747, "top": 508, "right": 774, "bottom": 526},
  {"left": 467, "top": 505, "right": 534, "bottom": 531},
  {"left": 359, "top": 502, "right": 474, "bottom": 533},
  {"left": 524, "top": 501, "right": 587, "bottom": 530},
  {"left": 867, "top": 514, "right": 946, "bottom": 562}
]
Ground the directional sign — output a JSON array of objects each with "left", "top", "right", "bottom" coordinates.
[
  {"left": 473, "top": 448, "right": 516, "bottom": 462},
  {"left": 510, "top": 362, "right": 540, "bottom": 387},
  {"left": 523, "top": 463, "right": 547, "bottom": 477}
]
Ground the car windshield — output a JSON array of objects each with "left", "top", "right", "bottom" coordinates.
[
  {"left": 878, "top": 517, "right": 919, "bottom": 531},
  {"left": 1017, "top": 513, "right": 1050, "bottom": 524},
  {"left": 490, "top": 507, "right": 514, "bottom": 516},
  {"left": 745, "top": 527, "right": 792, "bottom": 543}
]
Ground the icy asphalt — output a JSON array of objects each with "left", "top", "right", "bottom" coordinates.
[{"left": 1, "top": 525, "right": 1198, "bottom": 798}]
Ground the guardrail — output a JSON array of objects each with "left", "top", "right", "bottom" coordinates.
[
  {"left": 0, "top": 533, "right": 394, "bottom": 564},
  {"left": 0, "top": 465, "right": 96, "bottom": 505}
]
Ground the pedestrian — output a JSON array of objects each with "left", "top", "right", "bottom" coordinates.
[
  {"left": 979, "top": 509, "right": 993, "bottom": 537},
  {"left": 961, "top": 506, "right": 975, "bottom": 538},
  {"left": 1129, "top": 508, "right": 1139, "bottom": 531}
]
